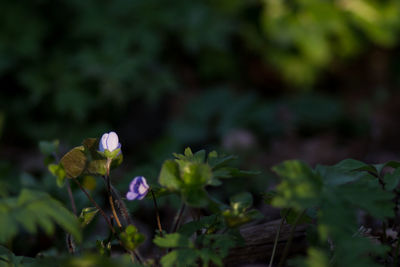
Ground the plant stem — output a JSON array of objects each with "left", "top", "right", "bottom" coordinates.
[
  {"left": 105, "top": 159, "right": 122, "bottom": 229},
  {"left": 278, "top": 209, "right": 306, "bottom": 267},
  {"left": 73, "top": 178, "right": 115, "bottom": 233},
  {"left": 269, "top": 209, "right": 290, "bottom": 267},
  {"left": 151, "top": 189, "right": 163, "bottom": 236},
  {"left": 66, "top": 179, "right": 77, "bottom": 215},
  {"left": 171, "top": 203, "right": 186, "bottom": 233}
]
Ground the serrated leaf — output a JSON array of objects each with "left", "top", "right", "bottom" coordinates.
[
  {"left": 60, "top": 146, "right": 87, "bottom": 178},
  {"left": 153, "top": 233, "right": 194, "bottom": 248},
  {"left": 272, "top": 160, "right": 322, "bottom": 209},
  {"left": 0, "top": 189, "right": 82, "bottom": 243}
]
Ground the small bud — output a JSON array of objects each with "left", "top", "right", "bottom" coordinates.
[
  {"left": 126, "top": 176, "right": 149, "bottom": 201},
  {"left": 98, "top": 131, "right": 121, "bottom": 158}
]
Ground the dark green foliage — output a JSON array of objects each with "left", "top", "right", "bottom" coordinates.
[
  {"left": 158, "top": 148, "right": 256, "bottom": 207},
  {"left": 271, "top": 159, "right": 396, "bottom": 267},
  {"left": 119, "top": 225, "right": 145, "bottom": 251},
  {"left": 0, "top": 189, "right": 81, "bottom": 244}
]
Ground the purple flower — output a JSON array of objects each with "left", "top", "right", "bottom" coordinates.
[
  {"left": 127, "top": 176, "right": 149, "bottom": 201},
  {"left": 99, "top": 131, "right": 121, "bottom": 153}
]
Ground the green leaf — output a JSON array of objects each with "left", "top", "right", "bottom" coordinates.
[
  {"left": 120, "top": 225, "right": 145, "bottom": 251},
  {"left": 0, "top": 189, "right": 82, "bottom": 243},
  {"left": 180, "top": 162, "right": 212, "bottom": 187},
  {"left": 384, "top": 168, "right": 400, "bottom": 191},
  {"left": 281, "top": 208, "right": 312, "bottom": 225},
  {"left": 159, "top": 160, "right": 182, "bottom": 190},
  {"left": 153, "top": 233, "right": 194, "bottom": 248},
  {"left": 48, "top": 163, "right": 66, "bottom": 187},
  {"left": 181, "top": 187, "right": 210, "bottom": 207},
  {"left": 160, "top": 248, "right": 198, "bottom": 267},
  {"left": 178, "top": 214, "right": 219, "bottom": 237},
  {"left": 60, "top": 146, "right": 87, "bottom": 178},
  {"left": 207, "top": 151, "right": 237, "bottom": 169},
  {"left": 272, "top": 160, "right": 322, "bottom": 209},
  {"left": 315, "top": 159, "right": 370, "bottom": 186},
  {"left": 96, "top": 240, "right": 111, "bottom": 257},
  {"left": 184, "top": 147, "right": 193, "bottom": 158},
  {"left": 339, "top": 177, "right": 394, "bottom": 219},
  {"left": 230, "top": 192, "right": 253, "bottom": 213},
  {"left": 79, "top": 207, "right": 99, "bottom": 227}
]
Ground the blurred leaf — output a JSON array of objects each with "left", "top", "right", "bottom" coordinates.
[
  {"left": 160, "top": 248, "right": 198, "bottom": 267},
  {"left": 384, "top": 168, "right": 400, "bottom": 191},
  {"left": 230, "top": 192, "right": 252, "bottom": 213},
  {"left": 281, "top": 208, "right": 312, "bottom": 225},
  {"left": 316, "top": 159, "right": 369, "bottom": 186},
  {"left": 179, "top": 162, "right": 212, "bottom": 187},
  {"left": 159, "top": 160, "right": 182, "bottom": 190},
  {"left": 39, "top": 140, "right": 59, "bottom": 156},
  {"left": 120, "top": 225, "right": 145, "bottom": 251},
  {"left": 48, "top": 163, "right": 66, "bottom": 187},
  {"left": 272, "top": 160, "right": 322, "bottom": 209},
  {"left": 181, "top": 187, "right": 209, "bottom": 207},
  {"left": 0, "top": 189, "right": 81, "bottom": 243},
  {"left": 178, "top": 214, "right": 219, "bottom": 237},
  {"left": 153, "top": 233, "right": 194, "bottom": 248}
]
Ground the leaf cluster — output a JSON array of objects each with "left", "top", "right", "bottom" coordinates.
[
  {"left": 270, "top": 159, "right": 399, "bottom": 267},
  {"left": 0, "top": 189, "right": 81, "bottom": 244}
]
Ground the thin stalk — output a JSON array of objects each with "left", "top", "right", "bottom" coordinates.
[
  {"left": 66, "top": 179, "right": 77, "bottom": 215},
  {"left": 278, "top": 209, "right": 306, "bottom": 267},
  {"left": 151, "top": 189, "right": 163, "bottom": 236},
  {"left": 171, "top": 203, "right": 186, "bottom": 233},
  {"left": 269, "top": 209, "right": 290, "bottom": 267},
  {"left": 105, "top": 159, "right": 122, "bottom": 229},
  {"left": 73, "top": 178, "right": 115, "bottom": 233}
]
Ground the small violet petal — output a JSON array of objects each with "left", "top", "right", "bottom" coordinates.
[
  {"left": 127, "top": 191, "right": 138, "bottom": 201},
  {"left": 127, "top": 176, "right": 149, "bottom": 201}
]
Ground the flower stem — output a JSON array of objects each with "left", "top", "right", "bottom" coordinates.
[
  {"left": 278, "top": 209, "right": 306, "bottom": 267},
  {"left": 106, "top": 159, "right": 122, "bottom": 229},
  {"left": 171, "top": 203, "right": 186, "bottom": 233},
  {"left": 150, "top": 189, "right": 163, "bottom": 236},
  {"left": 269, "top": 209, "right": 290, "bottom": 267},
  {"left": 73, "top": 178, "right": 115, "bottom": 233}
]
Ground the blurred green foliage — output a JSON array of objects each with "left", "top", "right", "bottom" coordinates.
[
  {"left": 1, "top": 0, "right": 399, "bottom": 143},
  {"left": 261, "top": 0, "right": 400, "bottom": 86}
]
